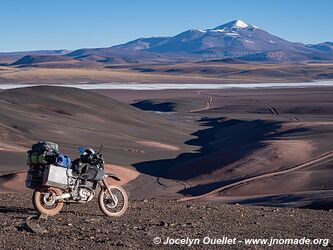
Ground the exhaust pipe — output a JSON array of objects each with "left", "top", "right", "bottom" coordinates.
[{"left": 55, "top": 193, "right": 71, "bottom": 201}]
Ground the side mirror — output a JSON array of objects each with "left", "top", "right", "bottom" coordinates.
[{"left": 78, "top": 147, "right": 84, "bottom": 155}]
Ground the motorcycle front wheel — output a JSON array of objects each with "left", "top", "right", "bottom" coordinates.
[
  {"left": 98, "top": 185, "right": 128, "bottom": 217},
  {"left": 33, "top": 187, "right": 64, "bottom": 216}
]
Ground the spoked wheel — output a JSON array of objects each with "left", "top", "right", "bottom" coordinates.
[
  {"left": 98, "top": 185, "right": 128, "bottom": 217},
  {"left": 33, "top": 187, "right": 64, "bottom": 216}
]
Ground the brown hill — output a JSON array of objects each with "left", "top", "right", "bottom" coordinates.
[
  {"left": 0, "top": 86, "right": 194, "bottom": 175},
  {"left": 11, "top": 55, "right": 73, "bottom": 65},
  {"left": 0, "top": 50, "right": 70, "bottom": 65}
]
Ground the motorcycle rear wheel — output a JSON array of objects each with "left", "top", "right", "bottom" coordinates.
[
  {"left": 33, "top": 187, "right": 64, "bottom": 216},
  {"left": 98, "top": 185, "right": 128, "bottom": 217}
]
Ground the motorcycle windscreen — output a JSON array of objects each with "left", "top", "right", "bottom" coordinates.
[{"left": 79, "top": 165, "right": 104, "bottom": 181}]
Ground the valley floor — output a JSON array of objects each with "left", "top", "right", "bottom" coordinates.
[
  {"left": 1, "top": 63, "right": 333, "bottom": 85},
  {"left": 0, "top": 86, "right": 333, "bottom": 209},
  {"left": 96, "top": 87, "right": 333, "bottom": 209}
]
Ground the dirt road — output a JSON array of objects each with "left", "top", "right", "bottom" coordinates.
[{"left": 182, "top": 151, "right": 333, "bottom": 201}]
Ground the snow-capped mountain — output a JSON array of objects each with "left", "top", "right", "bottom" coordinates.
[
  {"left": 114, "top": 20, "right": 333, "bottom": 62},
  {"left": 5, "top": 20, "right": 333, "bottom": 65}
]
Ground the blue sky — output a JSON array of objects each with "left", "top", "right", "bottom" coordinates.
[{"left": 0, "top": 0, "right": 332, "bottom": 52}]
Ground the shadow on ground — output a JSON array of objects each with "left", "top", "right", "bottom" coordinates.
[
  {"left": 131, "top": 100, "right": 175, "bottom": 112},
  {"left": 0, "top": 206, "right": 35, "bottom": 215},
  {"left": 133, "top": 117, "right": 308, "bottom": 196}
]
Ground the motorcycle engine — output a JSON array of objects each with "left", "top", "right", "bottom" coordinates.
[{"left": 78, "top": 186, "right": 94, "bottom": 202}]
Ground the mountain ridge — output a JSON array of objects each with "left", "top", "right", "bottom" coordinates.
[
  {"left": 113, "top": 19, "right": 332, "bottom": 63},
  {"left": 3, "top": 20, "right": 333, "bottom": 65}
]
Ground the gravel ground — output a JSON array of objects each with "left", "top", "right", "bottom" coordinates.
[{"left": 0, "top": 193, "right": 332, "bottom": 249}]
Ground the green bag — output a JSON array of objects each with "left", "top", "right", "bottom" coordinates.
[
  {"left": 27, "top": 141, "right": 59, "bottom": 165},
  {"left": 38, "top": 151, "right": 48, "bottom": 164},
  {"left": 32, "top": 141, "right": 59, "bottom": 155},
  {"left": 30, "top": 152, "right": 39, "bottom": 164}
]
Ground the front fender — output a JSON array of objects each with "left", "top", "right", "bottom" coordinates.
[{"left": 105, "top": 173, "right": 121, "bottom": 181}]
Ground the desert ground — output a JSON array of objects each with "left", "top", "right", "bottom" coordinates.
[
  {"left": 0, "top": 84, "right": 332, "bottom": 210},
  {"left": 1, "top": 63, "right": 333, "bottom": 85},
  {"left": 0, "top": 193, "right": 332, "bottom": 249},
  {"left": 0, "top": 82, "right": 332, "bottom": 249}
]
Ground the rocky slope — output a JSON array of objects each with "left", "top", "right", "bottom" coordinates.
[{"left": 0, "top": 193, "right": 331, "bottom": 249}]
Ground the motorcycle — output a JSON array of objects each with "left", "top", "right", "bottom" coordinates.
[{"left": 26, "top": 146, "right": 128, "bottom": 217}]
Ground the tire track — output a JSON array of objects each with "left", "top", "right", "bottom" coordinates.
[
  {"left": 257, "top": 100, "right": 299, "bottom": 121},
  {"left": 156, "top": 177, "right": 189, "bottom": 193},
  {"left": 190, "top": 90, "right": 214, "bottom": 113},
  {"left": 264, "top": 103, "right": 280, "bottom": 116}
]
